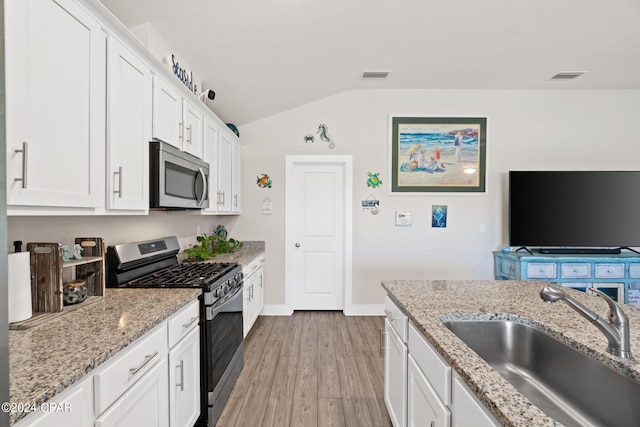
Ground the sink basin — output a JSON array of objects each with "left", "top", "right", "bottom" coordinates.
[{"left": 442, "top": 320, "right": 640, "bottom": 427}]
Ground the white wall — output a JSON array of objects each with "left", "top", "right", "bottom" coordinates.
[{"left": 231, "top": 89, "right": 640, "bottom": 309}]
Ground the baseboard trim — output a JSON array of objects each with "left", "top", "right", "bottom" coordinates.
[
  {"left": 344, "top": 304, "right": 385, "bottom": 316},
  {"left": 261, "top": 305, "right": 294, "bottom": 316},
  {"left": 260, "top": 304, "right": 385, "bottom": 316}
]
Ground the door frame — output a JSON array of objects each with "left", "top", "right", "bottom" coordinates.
[{"left": 284, "top": 155, "right": 353, "bottom": 314}]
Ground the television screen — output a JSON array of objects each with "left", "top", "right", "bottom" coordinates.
[{"left": 509, "top": 171, "right": 640, "bottom": 250}]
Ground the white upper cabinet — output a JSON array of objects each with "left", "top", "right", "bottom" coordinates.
[
  {"left": 202, "top": 117, "right": 220, "bottom": 214},
  {"left": 5, "top": 0, "right": 106, "bottom": 210},
  {"left": 152, "top": 76, "right": 204, "bottom": 158},
  {"left": 107, "top": 37, "right": 152, "bottom": 212},
  {"left": 217, "top": 131, "right": 234, "bottom": 213},
  {"left": 152, "top": 76, "right": 183, "bottom": 149},
  {"left": 182, "top": 100, "right": 204, "bottom": 158}
]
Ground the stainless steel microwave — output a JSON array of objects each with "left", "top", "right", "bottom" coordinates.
[{"left": 150, "top": 141, "right": 209, "bottom": 209}]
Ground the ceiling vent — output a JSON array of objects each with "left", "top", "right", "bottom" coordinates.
[
  {"left": 361, "top": 70, "right": 391, "bottom": 80},
  {"left": 550, "top": 71, "right": 587, "bottom": 80}
]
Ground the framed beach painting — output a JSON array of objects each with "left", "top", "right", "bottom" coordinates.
[{"left": 389, "top": 116, "right": 487, "bottom": 194}]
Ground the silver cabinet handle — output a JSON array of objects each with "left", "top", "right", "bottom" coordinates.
[
  {"left": 129, "top": 351, "right": 158, "bottom": 378},
  {"left": 179, "top": 121, "right": 184, "bottom": 141},
  {"left": 176, "top": 360, "right": 185, "bottom": 392},
  {"left": 259, "top": 274, "right": 263, "bottom": 288},
  {"left": 233, "top": 194, "right": 238, "bottom": 207},
  {"left": 114, "top": 166, "right": 123, "bottom": 198},
  {"left": 219, "top": 191, "right": 225, "bottom": 206},
  {"left": 14, "top": 141, "right": 28, "bottom": 189},
  {"left": 187, "top": 125, "right": 192, "bottom": 145},
  {"left": 182, "top": 315, "right": 199, "bottom": 330},
  {"left": 380, "top": 330, "right": 386, "bottom": 355}
]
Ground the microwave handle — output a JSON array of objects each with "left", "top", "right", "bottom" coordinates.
[{"left": 196, "top": 167, "right": 208, "bottom": 206}]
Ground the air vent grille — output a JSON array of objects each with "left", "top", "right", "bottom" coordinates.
[
  {"left": 361, "top": 70, "right": 390, "bottom": 79},
  {"left": 550, "top": 72, "right": 587, "bottom": 80}
]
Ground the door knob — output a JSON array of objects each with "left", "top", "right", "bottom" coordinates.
[{"left": 295, "top": 243, "right": 301, "bottom": 248}]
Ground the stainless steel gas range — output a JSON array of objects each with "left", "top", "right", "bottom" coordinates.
[{"left": 106, "top": 236, "right": 243, "bottom": 427}]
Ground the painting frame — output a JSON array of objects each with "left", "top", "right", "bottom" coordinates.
[{"left": 389, "top": 116, "right": 487, "bottom": 194}]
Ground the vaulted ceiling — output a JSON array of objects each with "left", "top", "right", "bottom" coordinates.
[{"left": 99, "top": 0, "right": 640, "bottom": 126}]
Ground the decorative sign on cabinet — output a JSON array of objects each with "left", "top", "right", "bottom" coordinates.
[{"left": 493, "top": 251, "right": 640, "bottom": 307}]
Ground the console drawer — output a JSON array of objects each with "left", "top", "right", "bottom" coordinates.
[
  {"left": 629, "top": 263, "right": 640, "bottom": 278},
  {"left": 594, "top": 263, "right": 625, "bottom": 279},
  {"left": 560, "top": 263, "right": 591, "bottom": 279},
  {"left": 527, "top": 263, "right": 557, "bottom": 279}
]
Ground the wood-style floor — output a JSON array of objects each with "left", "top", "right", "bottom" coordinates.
[{"left": 217, "top": 311, "right": 392, "bottom": 427}]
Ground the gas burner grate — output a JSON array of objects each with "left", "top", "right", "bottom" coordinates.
[{"left": 127, "top": 262, "right": 237, "bottom": 288}]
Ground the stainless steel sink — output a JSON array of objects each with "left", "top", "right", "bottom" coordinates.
[{"left": 442, "top": 320, "right": 640, "bottom": 427}]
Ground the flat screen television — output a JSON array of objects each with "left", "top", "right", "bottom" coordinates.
[{"left": 509, "top": 171, "right": 640, "bottom": 254}]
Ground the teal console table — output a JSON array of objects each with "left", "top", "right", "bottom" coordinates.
[{"left": 493, "top": 251, "right": 640, "bottom": 307}]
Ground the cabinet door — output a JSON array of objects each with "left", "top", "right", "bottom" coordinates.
[
  {"left": 95, "top": 358, "right": 169, "bottom": 427},
  {"left": 14, "top": 377, "right": 93, "bottom": 427},
  {"left": 182, "top": 100, "right": 203, "bottom": 158},
  {"left": 451, "top": 373, "right": 499, "bottom": 427},
  {"left": 231, "top": 141, "right": 242, "bottom": 213},
  {"left": 243, "top": 271, "right": 255, "bottom": 337},
  {"left": 107, "top": 37, "right": 152, "bottom": 211},
  {"left": 385, "top": 319, "right": 407, "bottom": 427},
  {"left": 169, "top": 327, "right": 201, "bottom": 427},
  {"left": 407, "top": 356, "right": 450, "bottom": 427},
  {"left": 217, "top": 132, "right": 234, "bottom": 212},
  {"left": 6, "top": 0, "right": 105, "bottom": 209},
  {"left": 202, "top": 118, "right": 220, "bottom": 213},
  {"left": 256, "top": 265, "right": 264, "bottom": 320},
  {"left": 152, "top": 76, "right": 182, "bottom": 149}
]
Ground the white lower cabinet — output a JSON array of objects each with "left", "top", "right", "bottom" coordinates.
[
  {"left": 451, "top": 372, "right": 500, "bottom": 427},
  {"left": 13, "top": 300, "right": 201, "bottom": 427},
  {"left": 385, "top": 318, "right": 408, "bottom": 427},
  {"left": 385, "top": 295, "right": 500, "bottom": 427},
  {"left": 243, "top": 255, "right": 265, "bottom": 337},
  {"left": 407, "top": 355, "right": 450, "bottom": 427},
  {"left": 168, "top": 301, "right": 201, "bottom": 427},
  {"left": 13, "top": 377, "right": 93, "bottom": 427},
  {"left": 95, "top": 358, "right": 169, "bottom": 427}
]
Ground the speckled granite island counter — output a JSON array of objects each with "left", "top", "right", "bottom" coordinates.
[
  {"left": 381, "top": 279, "right": 640, "bottom": 427},
  {"left": 9, "top": 288, "right": 201, "bottom": 424}
]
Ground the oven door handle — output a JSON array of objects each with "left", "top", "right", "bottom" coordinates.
[
  {"left": 195, "top": 167, "right": 208, "bottom": 206},
  {"left": 206, "top": 286, "right": 243, "bottom": 320}
]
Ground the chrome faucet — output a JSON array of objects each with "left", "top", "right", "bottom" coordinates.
[{"left": 540, "top": 285, "right": 632, "bottom": 359}]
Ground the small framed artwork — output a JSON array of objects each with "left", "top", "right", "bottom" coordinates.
[
  {"left": 389, "top": 116, "right": 487, "bottom": 194},
  {"left": 432, "top": 205, "right": 448, "bottom": 228}
]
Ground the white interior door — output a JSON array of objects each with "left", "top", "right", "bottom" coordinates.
[{"left": 287, "top": 158, "right": 347, "bottom": 310}]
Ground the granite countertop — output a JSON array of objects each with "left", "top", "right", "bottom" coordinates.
[
  {"left": 381, "top": 280, "right": 640, "bottom": 427},
  {"left": 9, "top": 288, "right": 201, "bottom": 424},
  {"left": 9, "top": 241, "right": 265, "bottom": 424},
  {"left": 179, "top": 240, "right": 265, "bottom": 266}
]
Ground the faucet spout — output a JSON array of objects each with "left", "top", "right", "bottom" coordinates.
[{"left": 540, "top": 285, "right": 632, "bottom": 359}]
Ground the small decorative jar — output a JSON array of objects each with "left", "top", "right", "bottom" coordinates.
[{"left": 63, "top": 279, "right": 87, "bottom": 305}]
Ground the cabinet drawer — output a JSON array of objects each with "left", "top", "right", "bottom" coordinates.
[
  {"left": 408, "top": 322, "right": 451, "bottom": 406},
  {"left": 385, "top": 296, "right": 408, "bottom": 342},
  {"left": 629, "top": 263, "right": 640, "bottom": 278},
  {"left": 407, "top": 355, "right": 450, "bottom": 427},
  {"left": 527, "top": 263, "right": 557, "bottom": 279},
  {"left": 168, "top": 300, "right": 200, "bottom": 349},
  {"left": 560, "top": 263, "right": 591, "bottom": 279},
  {"left": 594, "top": 263, "right": 625, "bottom": 279},
  {"left": 94, "top": 323, "right": 168, "bottom": 415}
]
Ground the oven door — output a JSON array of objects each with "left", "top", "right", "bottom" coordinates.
[
  {"left": 205, "top": 286, "right": 244, "bottom": 403},
  {"left": 150, "top": 141, "right": 209, "bottom": 209}
]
